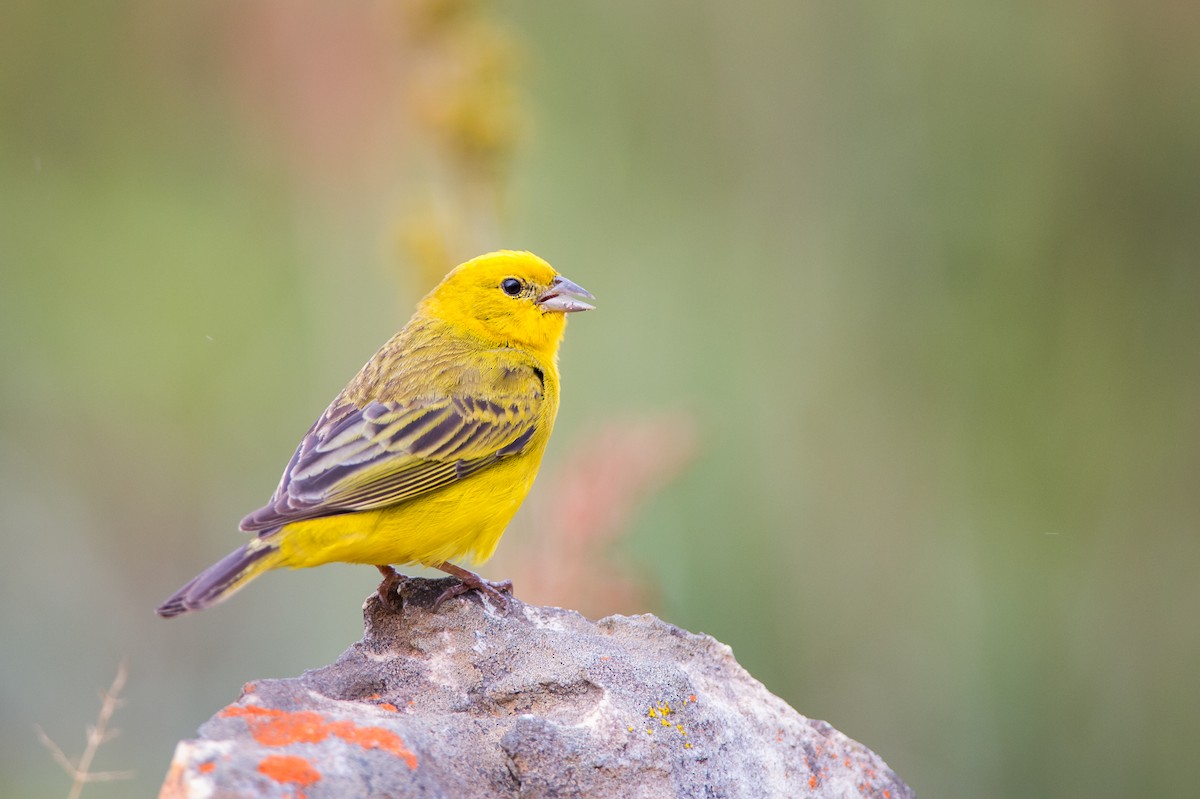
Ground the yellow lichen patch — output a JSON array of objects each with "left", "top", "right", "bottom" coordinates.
[{"left": 629, "top": 697, "right": 695, "bottom": 750}]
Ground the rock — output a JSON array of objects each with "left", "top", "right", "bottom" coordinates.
[{"left": 159, "top": 578, "right": 913, "bottom": 798}]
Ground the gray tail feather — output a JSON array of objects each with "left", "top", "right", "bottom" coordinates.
[{"left": 156, "top": 541, "right": 277, "bottom": 618}]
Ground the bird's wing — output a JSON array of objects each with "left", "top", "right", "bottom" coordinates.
[{"left": 239, "top": 372, "right": 543, "bottom": 532}]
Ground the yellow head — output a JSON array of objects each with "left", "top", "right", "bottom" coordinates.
[{"left": 419, "top": 250, "right": 595, "bottom": 357}]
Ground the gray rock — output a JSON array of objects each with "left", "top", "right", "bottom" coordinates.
[{"left": 159, "top": 578, "right": 912, "bottom": 798}]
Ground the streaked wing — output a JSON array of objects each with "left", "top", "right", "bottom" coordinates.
[{"left": 240, "top": 386, "right": 540, "bottom": 532}]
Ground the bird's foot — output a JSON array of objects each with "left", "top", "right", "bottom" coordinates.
[
  {"left": 434, "top": 578, "right": 514, "bottom": 611},
  {"left": 433, "top": 561, "right": 513, "bottom": 612},
  {"left": 375, "top": 564, "right": 408, "bottom": 612}
]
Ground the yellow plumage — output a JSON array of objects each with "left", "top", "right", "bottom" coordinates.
[{"left": 157, "top": 250, "right": 594, "bottom": 617}]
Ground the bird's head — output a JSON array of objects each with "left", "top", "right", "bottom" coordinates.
[{"left": 420, "top": 250, "right": 595, "bottom": 356}]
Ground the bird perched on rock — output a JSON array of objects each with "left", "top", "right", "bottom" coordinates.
[{"left": 157, "top": 250, "right": 594, "bottom": 617}]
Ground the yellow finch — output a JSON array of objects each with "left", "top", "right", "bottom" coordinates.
[{"left": 157, "top": 250, "right": 594, "bottom": 617}]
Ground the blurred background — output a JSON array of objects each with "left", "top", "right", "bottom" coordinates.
[{"left": 3, "top": 0, "right": 1199, "bottom": 796}]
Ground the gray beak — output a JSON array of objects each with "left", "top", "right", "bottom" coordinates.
[{"left": 536, "top": 275, "right": 596, "bottom": 313}]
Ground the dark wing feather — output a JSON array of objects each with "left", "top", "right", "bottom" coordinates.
[{"left": 240, "top": 378, "right": 542, "bottom": 532}]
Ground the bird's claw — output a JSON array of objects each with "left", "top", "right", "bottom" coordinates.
[
  {"left": 375, "top": 565, "right": 408, "bottom": 613},
  {"left": 434, "top": 576, "right": 513, "bottom": 612}
]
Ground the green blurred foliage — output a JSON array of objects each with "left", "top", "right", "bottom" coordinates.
[{"left": 2, "top": 1, "right": 1198, "bottom": 797}]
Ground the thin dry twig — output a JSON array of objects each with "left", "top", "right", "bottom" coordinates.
[{"left": 36, "top": 658, "right": 134, "bottom": 799}]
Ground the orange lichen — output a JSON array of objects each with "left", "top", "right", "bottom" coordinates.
[
  {"left": 258, "top": 754, "right": 321, "bottom": 798},
  {"left": 689, "top": 694, "right": 696, "bottom": 703},
  {"left": 221, "top": 706, "right": 327, "bottom": 746},
  {"left": 258, "top": 755, "right": 321, "bottom": 787},
  {"left": 197, "top": 761, "right": 215, "bottom": 774},
  {"left": 328, "top": 720, "right": 418, "bottom": 768},
  {"left": 220, "top": 704, "right": 418, "bottom": 770},
  {"left": 809, "top": 776, "right": 819, "bottom": 789},
  {"left": 243, "top": 682, "right": 257, "bottom": 694},
  {"left": 379, "top": 703, "right": 399, "bottom": 712}
]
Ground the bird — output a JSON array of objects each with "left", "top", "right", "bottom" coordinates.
[{"left": 157, "top": 250, "right": 594, "bottom": 617}]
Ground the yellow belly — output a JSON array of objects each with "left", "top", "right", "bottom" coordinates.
[{"left": 274, "top": 454, "right": 539, "bottom": 570}]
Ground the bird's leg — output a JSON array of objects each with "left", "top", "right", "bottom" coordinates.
[
  {"left": 375, "top": 564, "right": 407, "bottom": 611},
  {"left": 432, "top": 561, "right": 513, "bottom": 612}
]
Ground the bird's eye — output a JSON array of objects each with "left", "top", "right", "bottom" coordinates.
[{"left": 501, "top": 278, "right": 522, "bottom": 297}]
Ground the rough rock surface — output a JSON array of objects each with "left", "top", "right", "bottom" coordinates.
[{"left": 159, "top": 578, "right": 912, "bottom": 798}]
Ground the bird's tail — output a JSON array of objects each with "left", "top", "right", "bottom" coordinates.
[{"left": 156, "top": 539, "right": 282, "bottom": 618}]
